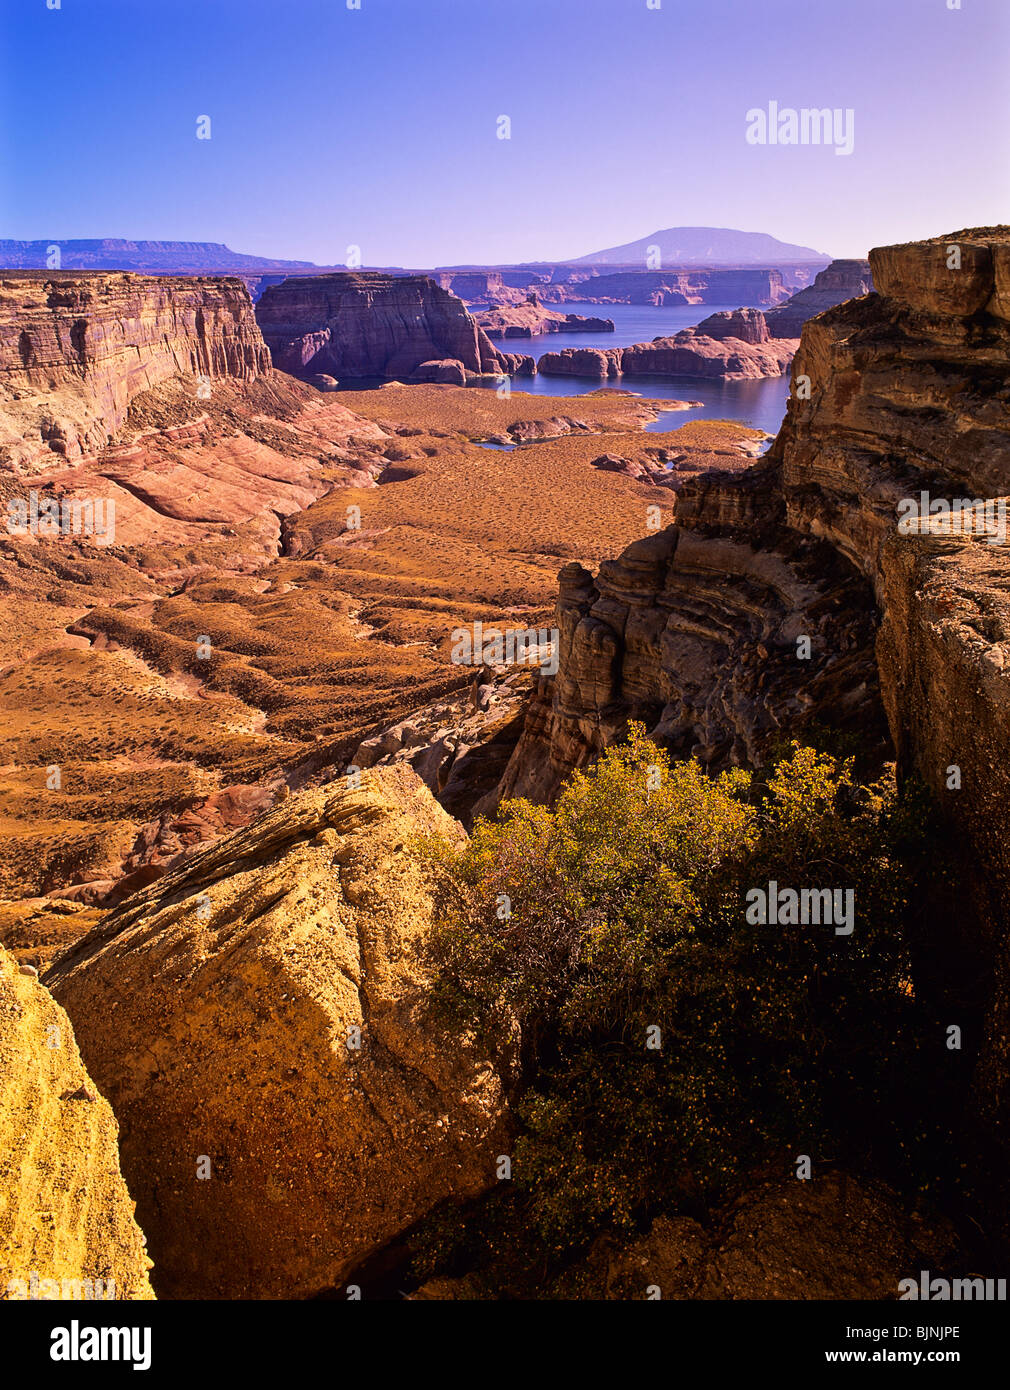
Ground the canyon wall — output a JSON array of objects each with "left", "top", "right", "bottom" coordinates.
[
  {"left": 765, "top": 258, "right": 874, "bottom": 338},
  {"left": 0, "top": 272, "right": 270, "bottom": 471},
  {"left": 256, "top": 272, "right": 534, "bottom": 385},
  {"left": 535, "top": 267, "right": 790, "bottom": 306},
  {"left": 495, "top": 227, "right": 1010, "bottom": 1246}
]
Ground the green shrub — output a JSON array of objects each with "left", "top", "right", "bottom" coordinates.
[{"left": 421, "top": 726, "right": 920, "bottom": 1259}]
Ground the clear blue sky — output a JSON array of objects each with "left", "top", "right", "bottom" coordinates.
[{"left": 1, "top": 0, "right": 1006, "bottom": 265}]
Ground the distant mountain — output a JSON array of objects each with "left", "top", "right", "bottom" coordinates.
[
  {"left": 0, "top": 239, "right": 315, "bottom": 273},
  {"left": 571, "top": 226, "right": 831, "bottom": 266}
]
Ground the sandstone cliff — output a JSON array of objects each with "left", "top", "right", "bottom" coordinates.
[
  {"left": 536, "top": 267, "right": 790, "bottom": 307},
  {"left": 256, "top": 272, "right": 534, "bottom": 385},
  {"left": 0, "top": 945, "right": 154, "bottom": 1300},
  {"left": 765, "top": 258, "right": 873, "bottom": 338},
  {"left": 475, "top": 297, "right": 615, "bottom": 339},
  {"left": 493, "top": 226, "right": 1010, "bottom": 1248},
  {"left": 0, "top": 272, "right": 270, "bottom": 472},
  {"left": 46, "top": 766, "right": 507, "bottom": 1299}
]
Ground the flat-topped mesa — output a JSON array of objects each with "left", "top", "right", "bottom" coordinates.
[
  {"left": 0, "top": 272, "right": 270, "bottom": 471},
  {"left": 538, "top": 307, "right": 795, "bottom": 382},
  {"left": 475, "top": 299, "right": 615, "bottom": 340},
  {"left": 255, "top": 272, "right": 534, "bottom": 386},
  {"left": 693, "top": 306, "right": 770, "bottom": 343},
  {"left": 765, "top": 258, "right": 874, "bottom": 338}
]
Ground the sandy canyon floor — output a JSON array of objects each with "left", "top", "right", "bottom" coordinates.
[{"left": 0, "top": 371, "right": 764, "bottom": 963}]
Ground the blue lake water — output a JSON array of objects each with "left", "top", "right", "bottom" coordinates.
[
  {"left": 335, "top": 300, "right": 792, "bottom": 438},
  {"left": 493, "top": 300, "right": 791, "bottom": 437}
]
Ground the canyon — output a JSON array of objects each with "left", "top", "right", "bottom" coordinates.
[
  {"left": 2, "top": 227, "right": 1010, "bottom": 1300},
  {"left": 539, "top": 306, "right": 799, "bottom": 381},
  {"left": 536, "top": 262, "right": 872, "bottom": 383}
]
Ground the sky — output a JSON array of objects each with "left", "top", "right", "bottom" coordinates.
[{"left": 0, "top": 0, "right": 1007, "bottom": 266}]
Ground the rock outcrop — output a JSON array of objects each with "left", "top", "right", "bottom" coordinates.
[
  {"left": 0, "top": 945, "right": 154, "bottom": 1300},
  {"left": 414, "top": 1172, "right": 959, "bottom": 1300},
  {"left": 475, "top": 297, "right": 615, "bottom": 339},
  {"left": 490, "top": 474, "right": 883, "bottom": 809},
  {"left": 494, "top": 226, "right": 1010, "bottom": 1248},
  {"left": 46, "top": 766, "right": 507, "bottom": 1299},
  {"left": 256, "top": 273, "right": 534, "bottom": 385},
  {"left": 538, "top": 310, "right": 797, "bottom": 381},
  {"left": 765, "top": 258, "right": 873, "bottom": 338},
  {"left": 0, "top": 272, "right": 270, "bottom": 472}
]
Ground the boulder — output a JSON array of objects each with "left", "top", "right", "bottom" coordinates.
[
  {"left": 46, "top": 766, "right": 507, "bottom": 1299},
  {"left": 0, "top": 945, "right": 154, "bottom": 1301}
]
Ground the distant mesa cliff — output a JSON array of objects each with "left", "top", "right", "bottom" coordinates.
[
  {"left": 0, "top": 239, "right": 314, "bottom": 274},
  {"left": 256, "top": 272, "right": 534, "bottom": 385},
  {"left": 536, "top": 266, "right": 790, "bottom": 307},
  {"left": 765, "top": 258, "right": 874, "bottom": 337},
  {"left": 539, "top": 307, "right": 797, "bottom": 381},
  {"left": 494, "top": 227, "right": 1010, "bottom": 1245},
  {"left": 536, "top": 263, "right": 875, "bottom": 383},
  {"left": 0, "top": 272, "right": 269, "bottom": 471}
]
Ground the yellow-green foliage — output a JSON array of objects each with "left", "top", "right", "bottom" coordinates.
[{"left": 422, "top": 726, "right": 918, "bottom": 1254}]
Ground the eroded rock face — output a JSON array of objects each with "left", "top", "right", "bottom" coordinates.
[
  {"left": 490, "top": 479, "right": 883, "bottom": 809},
  {"left": 256, "top": 273, "right": 534, "bottom": 384},
  {"left": 46, "top": 766, "right": 507, "bottom": 1299},
  {"left": 0, "top": 945, "right": 154, "bottom": 1301},
  {"left": 498, "top": 226, "right": 1010, "bottom": 1247},
  {"left": 0, "top": 273, "right": 270, "bottom": 472},
  {"left": 765, "top": 258, "right": 873, "bottom": 338}
]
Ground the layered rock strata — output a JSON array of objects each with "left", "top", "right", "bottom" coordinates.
[
  {"left": 495, "top": 226, "right": 1010, "bottom": 1246},
  {"left": 765, "top": 258, "right": 874, "bottom": 338},
  {"left": 256, "top": 273, "right": 534, "bottom": 385},
  {"left": 475, "top": 297, "right": 615, "bottom": 339},
  {"left": 0, "top": 273, "right": 270, "bottom": 472},
  {"left": 538, "top": 308, "right": 797, "bottom": 381}
]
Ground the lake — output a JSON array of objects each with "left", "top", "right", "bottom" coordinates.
[
  {"left": 492, "top": 300, "right": 792, "bottom": 436},
  {"left": 334, "top": 300, "right": 793, "bottom": 438}
]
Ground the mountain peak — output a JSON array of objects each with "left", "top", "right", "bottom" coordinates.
[{"left": 571, "top": 226, "right": 832, "bottom": 266}]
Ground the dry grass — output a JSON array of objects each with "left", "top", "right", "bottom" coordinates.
[{"left": 0, "top": 374, "right": 762, "bottom": 900}]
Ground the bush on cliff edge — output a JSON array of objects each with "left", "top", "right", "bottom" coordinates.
[{"left": 418, "top": 725, "right": 920, "bottom": 1262}]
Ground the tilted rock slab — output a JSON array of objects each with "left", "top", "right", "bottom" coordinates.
[
  {"left": 0, "top": 945, "right": 154, "bottom": 1301},
  {"left": 47, "top": 766, "right": 506, "bottom": 1299}
]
